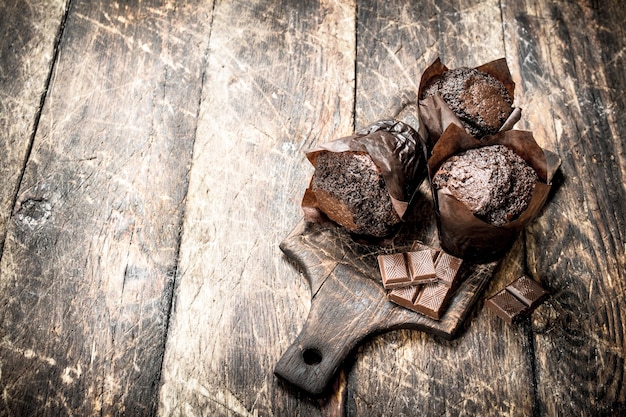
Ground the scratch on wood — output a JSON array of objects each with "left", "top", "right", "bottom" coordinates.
[
  {"left": 170, "top": 378, "right": 257, "bottom": 417},
  {"left": 74, "top": 12, "right": 135, "bottom": 50}
]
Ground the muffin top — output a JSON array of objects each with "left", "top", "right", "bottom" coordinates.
[
  {"left": 432, "top": 145, "right": 537, "bottom": 226},
  {"left": 311, "top": 151, "right": 401, "bottom": 237},
  {"left": 421, "top": 67, "right": 513, "bottom": 138}
]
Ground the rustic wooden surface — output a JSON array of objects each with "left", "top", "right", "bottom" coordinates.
[{"left": 0, "top": 0, "right": 624, "bottom": 415}]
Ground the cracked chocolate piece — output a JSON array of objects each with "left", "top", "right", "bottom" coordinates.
[
  {"left": 506, "top": 275, "right": 549, "bottom": 309},
  {"left": 412, "top": 282, "right": 452, "bottom": 320},
  {"left": 378, "top": 250, "right": 437, "bottom": 289},
  {"left": 387, "top": 286, "right": 420, "bottom": 311},
  {"left": 388, "top": 281, "right": 456, "bottom": 321},
  {"left": 410, "top": 253, "right": 463, "bottom": 319}
]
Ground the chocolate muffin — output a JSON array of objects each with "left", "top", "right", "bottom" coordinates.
[
  {"left": 311, "top": 151, "right": 402, "bottom": 237},
  {"left": 421, "top": 67, "right": 513, "bottom": 138},
  {"left": 305, "top": 119, "right": 423, "bottom": 238},
  {"left": 432, "top": 145, "right": 537, "bottom": 226}
]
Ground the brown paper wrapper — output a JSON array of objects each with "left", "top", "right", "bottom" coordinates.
[
  {"left": 428, "top": 124, "right": 561, "bottom": 263},
  {"left": 417, "top": 57, "right": 522, "bottom": 151},
  {"left": 302, "top": 119, "right": 425, "bottom": 239}
]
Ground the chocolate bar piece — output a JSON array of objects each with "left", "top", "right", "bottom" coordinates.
[
  {"left": 434, "top": 252, "right": 463, "bottom": 287},
  {"left": 413, "top": 281, "right": 453, "bottom": 320},
  {"left": 485, "top": 275, "right": 549, "bottom": 324},
  {"left": 406, "top": 251, "right": 437, "bottom": 284},
  {"left": 385, "top": 247, "right": 465, "bottom": 320},
  {"left": 506, "top": 275, "right": 548, "bottom": 309},
  {"left": 412, "top": 253, "right": 463, "bottom": 319},
  {"left": 410, "top": 241, "right": 440, "bottom": 261},
  {"left": 388, "top": 281, "right": 455, "bottom": 321},
  {"left": 378, "top": 253, "right": 410, "bottom": 289},
  {"left": 387, "top": 286, "right": 420, "bottom": 311},
  {"left": 378, "top": 250, "right": 438, "bottom": 289},
  {"left": 484, "top": 289, "right": 529, "bottom": 323}
]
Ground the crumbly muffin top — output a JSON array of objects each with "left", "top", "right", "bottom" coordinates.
[
  {"left": 422, "top": 67, "right": 513, "bottom": 138},
  {"left": 432, "top": 145, "right": 537, "bottom": 226}
]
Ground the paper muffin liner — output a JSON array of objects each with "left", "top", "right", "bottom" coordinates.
[
  {"left": 428, "top": 124, "right": 561, "bottom": 263},
  {"left": 417, "top": 57, "right": 522, "bottom": 152},
  {"left": 302, "top": 119, "right": 426, "bottom": 238}
]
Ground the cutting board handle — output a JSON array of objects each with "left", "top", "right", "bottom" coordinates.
[
  {"left": 274, "top": 263, "right": 382, "bottom": 395},
  {"left": 274, "top": 322, "right": 351, "bottom": 396}
]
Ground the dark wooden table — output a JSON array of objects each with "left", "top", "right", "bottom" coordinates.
[{"left": 1, "top": 0, "right": 624, "bottom": 415}]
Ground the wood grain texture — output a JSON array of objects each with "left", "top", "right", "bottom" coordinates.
[
  {"left": 354, "top": 0, "right": 506, "bottom": 129},
  {"left": 0, "top": 0, "right": 624, "bottom": 415},
  {"left": 502, "top": 1, "right": 626, "bottom": 415},
  {"left": 346, "top": 1, "right": 537, "bottom": 415},
  {"left": 0, "top": 0, "right": 212, "bottom": 415},
  {"left": 0, "top": 0, "right": 67, "bottom": 252},
  {"left": 157, "top": 0, "right": 356, "bottom": 415}
]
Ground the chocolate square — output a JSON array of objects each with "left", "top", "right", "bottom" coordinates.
[
  {"left": 378, "top": 253, "right": 410, "bottom": 289},
  {"left": 413, "top": 282, "right": 453, "bottom": 320},
  {"left": 387, "top": 286, "right": 420, "bottom": 311},
  {"left": 506, "top": 275, "right": 548, "bottom": 309},
  {"left": 485, "top": 289, "right": 530, "bottom": 323},
  {"left": 382, "top": 246, "right": 466, "bottom": 319},
  {"left": 434, "top": 252, "right": 463, "bottom": 287},
  {"left": 406, "top": 250, "right": 437, "bottom": 284}
]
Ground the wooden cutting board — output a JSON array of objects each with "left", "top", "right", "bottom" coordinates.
[{"left": 274, "top": 182, "right": 499, "bottom": 395}]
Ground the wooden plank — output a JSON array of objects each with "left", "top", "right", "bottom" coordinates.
[
  {"left": 0, "top": 0, "right": 212, "bottom": 415},
  {"left": 0, "top": 0, "right": 67, "bottom": 251},
  {"left": 345, "top": 0, "right": 537, "bottom": 415},
  {"left": 1, "top": 1, "right": 621, "bottom": 415},
  {"left": 502, "top": 1, "right": 626, "bottom": 415},
  {"left": 157, "top": 0, "right": 356, "bottom": 415}
]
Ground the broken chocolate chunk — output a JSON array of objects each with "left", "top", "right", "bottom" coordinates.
[
  {"left": 387, "top": 286, "right": 420, "bottom": 311},
  {"left": 412, "top": 281, "right": 454, "bottom": 320},
  {"left": 384, "top": 244, "right": 465, "bottom": 320},
  {"left": 378, "top": 250, "right": 438, "bottom": 289}
]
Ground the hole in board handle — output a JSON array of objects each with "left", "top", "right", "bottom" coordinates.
[{"left": 302, "top": 348, "right": 323, "bottom": 365}]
